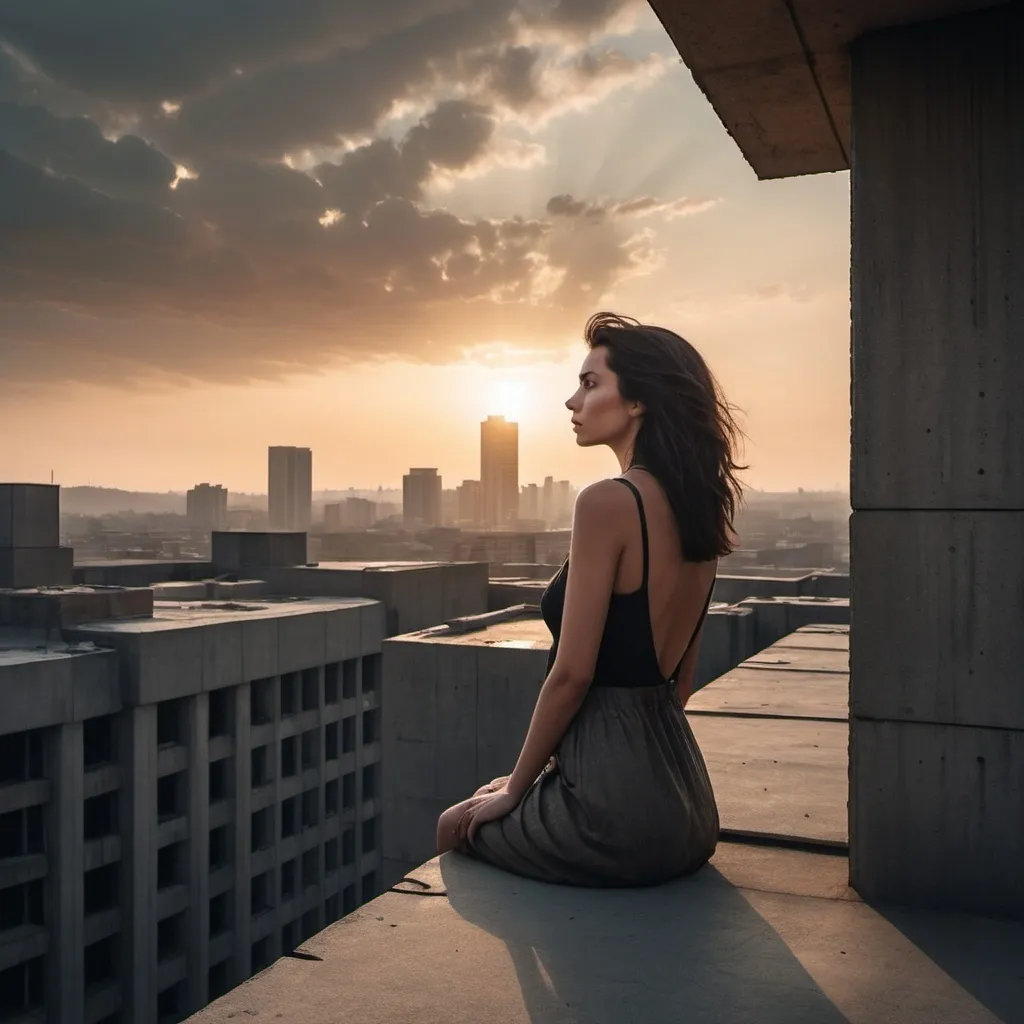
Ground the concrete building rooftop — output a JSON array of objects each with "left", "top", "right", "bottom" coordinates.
[
  {"left": 647, "top": 0, "right": 1002, "bottom": 178},
  {"left": 0, "top": 633, "right": 103, "bottom": 665},
  {"left": 192, "top": 840, "right": 1024, "bottom": 1024},
  {"left": 404, "top": 611, "right": 552, "bottom": 649},
  {"left": 72, "top": 595, "right": 378, "bottom": 634}
]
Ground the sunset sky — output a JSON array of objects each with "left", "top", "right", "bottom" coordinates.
[{"left": 0, "top": 0, "right": 851, "bottom": 494}]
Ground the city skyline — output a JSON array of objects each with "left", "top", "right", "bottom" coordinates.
[{"left": 0, "top": 2, "right": 850, "bottom": 497}]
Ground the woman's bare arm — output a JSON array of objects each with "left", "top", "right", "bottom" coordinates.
[{"left": 503, "top": 480, "right": 630, "bottom": 800}]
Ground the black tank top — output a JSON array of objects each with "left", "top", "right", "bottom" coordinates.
[{"left": 540, "top": 477, "right": 715, "bottom": 688}]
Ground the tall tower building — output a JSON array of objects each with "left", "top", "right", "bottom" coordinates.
[
  {"left": 268, "top": 447, "right": 312, "bottom": 532},
  {"left": 480, "top": 415, "right": 518, "bottom": 528},
  {"left": 402, "top": 468, "right": 442, "bottom": 527},
  {"left": 186, "top": 483, "right": 228, "bottom": 532}
]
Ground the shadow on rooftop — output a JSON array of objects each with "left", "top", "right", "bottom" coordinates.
[{"left": 441, "top": 853, "right": 847, "bottom": 1024}]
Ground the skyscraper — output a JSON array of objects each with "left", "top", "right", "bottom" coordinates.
[
  {"left": 186, "top": 483, "right": 228, "bottom": 532},
  {"left": 480, "top": 415, "right": 518, "bottom": 528},
  {"left": 402, "top": 468, "right": 442, "bottom": 527},
  {"left": 268, "top": 446, "right": 312, "bottom": 531}
]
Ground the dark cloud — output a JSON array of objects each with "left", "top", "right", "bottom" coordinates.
[
  {"left": 0, "top": 0, "right": 683, "bottom": 388},
  {"left": 0, "top": 102, "right": 176, "bottom": 197}
]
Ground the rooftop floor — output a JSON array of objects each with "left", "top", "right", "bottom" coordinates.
[{"left": 191, "top": 842, "right": 1024, "bottom": 1024}]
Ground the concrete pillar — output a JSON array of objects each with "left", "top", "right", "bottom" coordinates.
[
  {"left": 849, "top": 4, "right": 1024, "bottom": 917},
  {"left": 232, "top": 683, "right": 252, "bottom": 984},
  {"left": 187, "top": 694, "right": 210, "bottom": 1011},
  {"left": 121, "top": 706, "right": 158, "bottom": 1021},
  {"left": 45, "top": 723, "right": 84, "bottom": 1024}
]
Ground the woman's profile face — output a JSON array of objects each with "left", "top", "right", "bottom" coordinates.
[{"left": 565, "top": 345, "right": 636, "bottom": 448}]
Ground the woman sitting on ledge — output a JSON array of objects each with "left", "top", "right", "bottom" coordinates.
[{"left": 436, "top": 312, "right": 745, "bottom": 887}]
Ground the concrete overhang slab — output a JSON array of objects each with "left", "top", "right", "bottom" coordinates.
[{"left": 647, "top": 0, "right": 1004, "bottom": 178}]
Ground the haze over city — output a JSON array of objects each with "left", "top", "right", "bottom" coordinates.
[{"left": 0, "top": 0, "right": 850, "bottom": 494}]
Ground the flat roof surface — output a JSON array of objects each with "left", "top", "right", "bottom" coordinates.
[
  {"left": 395, "top": 615, "right": 553, "bottom": 650},
  {"left": 0, "top": 634, "right": 106, "bottom": 667},
  {"left": 302, "top": 561, "right": 477, "bottom": 571},
  {"left": 71, "top": 595, "right": 376, "bottom": 634},
  {"left": 688, "top": 626, "right": 850, "bottom": 844},
  {"left": 190, "top": 843, "right": 1024, "bottom": 1024}
]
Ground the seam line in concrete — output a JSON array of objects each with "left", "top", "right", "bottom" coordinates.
[
  {"left": 852, "top": 715, "right": 1023, "bottom": 734},
  {"left": 782, "top": 0, "right": 849, "bottom": 165}
]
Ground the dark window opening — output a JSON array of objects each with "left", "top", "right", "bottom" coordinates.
[
  {"left": 250, "top": 871, "right": 272, "bottom": 914},
  {"left": 301, "top": 730, "right": 317, "bottom": 771},
  {"left": 361, "top": 655, "right": 381, "bottom": 695},
  {"left": 0, "top": 806, "right": 44, "bottom": 858},
  {"left": 157, "top": 913, "right": 186, "bottom": 958},
  {"left": 251, "top": 745, "right": 270, "bottom": 787},
  {"left": 281, "top": 736, "right": 297, "bottom": 778},
  {"left": 280, "top": 673, "right": 299, "bottom": 716},
  {"left": 250, "top": 678, "right": 274, "bottom": 726},
  {"left": 281, "top": 797, "right": 297, "bottom": 839},
  {"left": 209, "top": 892, "right": 230, "bottom": 938},
  {"left": 341, "top": 773, "right": 355, "bottom": 810},
  {"left": 280, "top": 859, "right": 296, "bottom": 900},
  {"left": 301, "top": 668, "right": 319, "bottom": 711},
  {"left": 362, "top": 709, "right": 379, "bottom": 744},
  {"left": 361, "top": 871, "right": 377, "bottom": 903},
  {"left": 324, "top": 663, "right": 340, "bottom": 704},
  {"left": 324, "top": 723, "right": 338, "bottom": 761},
  {"left": 342, "top": 660, "right": 357, "bottom": 700},
  {"left": 209, "top": 688, "right": 232, "bottom": 738},
  {"left": 157, "top": 771, "right": 186, "bottom": 820},
  {"left": 301, "top": 908, "right": 319, "bottom": 941},
  {"left": 301, "top": 788, "right": 318, "bottom": 830},
  {"left": 157, "top": 842, "right": 184, "bottom": 890},
  {"left": 156, "top": 699, "right": 184, "bottom": 746},
  {"left": 341, "top": 716, "right": 355, "bottom": 754},
  {"left": 324, "top": 839, "right": 339, "bottom": 873},
  {"left": 208, "top": 960, "right": 231, "bottom": 1001},
  {"left": 250, "top": 937, "right": 271, "bottom": 974},
  {"left": 209, "top": 758, "right": 230, "bottom": 803},
  {"left": 362, "top": 763, "right": 379, "bottom": 800},
  {"left": 0, "top": 730, "right": 44, "bottom": 783},
  {"left": 84, "top": 791, "right": 118, "bottom": 841},
  {"left": 342, "top": 885, "right": 356, "bottom": 916},
  {"left": 324, "top": 779, "right": 338, "bottom": 816},
  {"left": 302, "top": 848, "right": 318, "bottom": 889},
  {"left": 83, "top": 715, "right": 116, "bottom": 769},
  {"left": 0, "top": 879, "right": 44, "bottom": 931},
  {"left": 209, "top": 825, "right": 230, "bottom": 870},
  {"left": 84, "top": 863, "right": 118, "bottom": 916},
  {"left": 325, "top": 893, "right": 339, "bottom": 922},
  {"left": 361, "top": 817, "right": 377, "bottom": 854},
  {"left": 342, "top": 828, "right": 354, "bottom": 867},
  {"left": 251, "top": 808, "right": 273, "bottom": 852},
  {"left": 157, "top": 980, "right": 184, "bottom": 1021},
  {"left": 0, "top": 956, "right": 44, "bottom": 1016},
  {"left": 84, "top": 935, "right": 117, "bottom": 989}
]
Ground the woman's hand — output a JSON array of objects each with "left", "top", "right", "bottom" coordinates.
[{"left": 464, "top": 789, "right": 520, "bottom": 843}]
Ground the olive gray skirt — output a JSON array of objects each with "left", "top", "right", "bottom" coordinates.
[{"left": 462, "top": 682, "right": 720, "bottom": 887}]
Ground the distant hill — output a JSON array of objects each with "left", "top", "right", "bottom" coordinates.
[{"left": 60, "top": 487, "right": 187, "bottom": 516}]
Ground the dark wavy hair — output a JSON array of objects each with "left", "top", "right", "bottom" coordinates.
[{"left": 584, "top": 312, "right": 746, "bottom": 562}]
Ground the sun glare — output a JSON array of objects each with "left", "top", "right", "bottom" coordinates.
[{"left": 488, "top": 377, "right": 531, "bottom": 422}]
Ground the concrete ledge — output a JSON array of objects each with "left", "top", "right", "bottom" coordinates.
[{"left": 189, "top": 843, "right": 1024, "bottom": 1024}]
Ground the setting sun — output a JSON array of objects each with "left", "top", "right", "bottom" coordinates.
[{"left": 488, "top": 377, "right": 532, "bottom": 422}]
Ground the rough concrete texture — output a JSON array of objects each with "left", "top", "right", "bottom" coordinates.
[
  {"left": 0, "top": 483, "right": 60, "bottom": 548},
  {"left": 265, "top": 561, "right": 489, "bottom": 636},
  {"left": 851, "top": 718, "right": 1024, "bottom": 918},
  {"left": 849, "top": 7, "right": 1024, "bottom": 917},
  {"left": 381, "top": 617, "right": 550, "bottom": 883},
  {"left": 647, "top": 0, "right": 1001, "bottom": 179},
  {"left": 737, "top": 596, "right": 850, "bottom": 650},
  {"left": 0, "top": 585, "right": 154, "bottom": 628},
  {"left": 852, "top": 511, "right": 1024, "bottom": 730},
  {"left": 65, "top": 597, "right": 381, "bottom": 706},
  {"left": 0, "top": 546, "right": 74, "bottom": 588},
  {"left": 73, "top": 560, "right": 214, "bottom": 587},
  {"left": 0, "top": 640, "right": 120, "bottom": 735},
  {"left": 188, "top": 842, "right": 1024, "bottom": 1024},
  {"left": 211, "top": 531, "right": 308, "bottom": 571}
]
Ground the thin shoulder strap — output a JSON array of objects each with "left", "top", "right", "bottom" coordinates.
[
  {"left": 614, "top": 477, "right": 649, "bottom": 589},
  {"left": 668, "top": 579, "right": 715, "bottom": 685}
]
